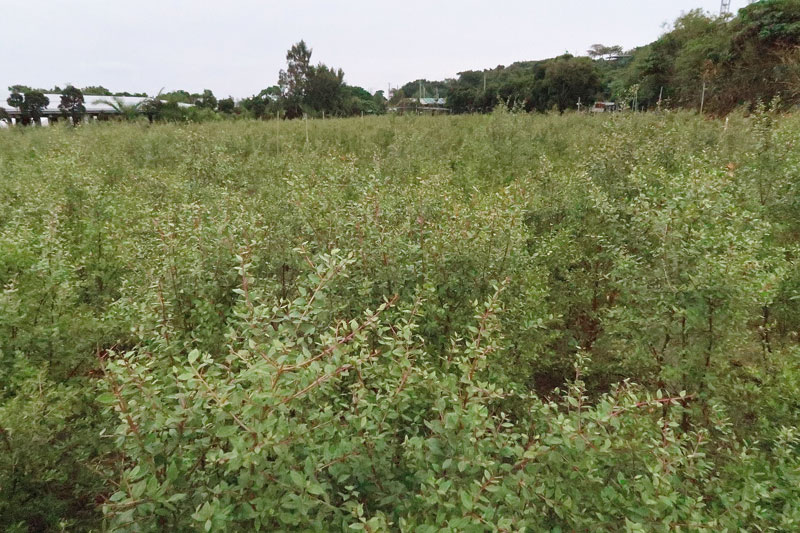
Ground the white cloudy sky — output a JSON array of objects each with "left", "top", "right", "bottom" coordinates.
[{"left": 1, "top": 0, "right": 745, "bottom": 98}]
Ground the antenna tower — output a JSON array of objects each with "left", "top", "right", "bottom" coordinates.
[{"left": 720, "top": 0, "right": 732, "bottom": 15}]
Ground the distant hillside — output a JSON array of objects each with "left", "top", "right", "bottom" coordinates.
[{"left": 399, "top": 0, "right": 800, "bottom": 114}]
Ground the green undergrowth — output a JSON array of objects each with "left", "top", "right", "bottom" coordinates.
[{"left": 1, "top": 109, "right": 800, "bottom": 531}]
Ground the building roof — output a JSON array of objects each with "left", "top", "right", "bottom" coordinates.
[{"left": 419, "top": 97, "right": 446, "bottom": 106}]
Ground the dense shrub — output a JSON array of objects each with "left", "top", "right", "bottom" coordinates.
[{"left": 1, "top": 110, "right": 799, "bottom": 530}]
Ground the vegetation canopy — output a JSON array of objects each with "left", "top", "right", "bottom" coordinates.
[{"left": 1, "top": 106, "right": 799, "bottom": 531}]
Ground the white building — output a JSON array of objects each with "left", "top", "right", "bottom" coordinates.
[{"left": 0, "top": 92, "right": 190, "bottom": 126}]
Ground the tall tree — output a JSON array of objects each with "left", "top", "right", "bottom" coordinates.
[
  {"left": 279, "top": 40, "right": 313, "bottom": 118},
  {"left": 372, "top": 90, "right": 387, "bottom": 113},
  {"left": 305, "top": 65, "right": 345, "bottom": 115},
  {"left": 59, "top": 85, "right": 86, "bottom": 125}
]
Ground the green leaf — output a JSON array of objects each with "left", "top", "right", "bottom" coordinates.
[
  {"left": 308, "top": 482, "right": 325, "bottom": 496},
  {"left": 460, "top": 490, "right": 473, "bottom": 511},
  {"left": 216, "top": 425, "right": 238, "bottom": 438},
  {"left": 131, "top": 479, "right": 147, "bottom": 499},
  {"left": 97, "top": 392, "right": 116, "bottom": 404},
  {"left": 290, "top": 470, "right": 304, "bottom": 487}
]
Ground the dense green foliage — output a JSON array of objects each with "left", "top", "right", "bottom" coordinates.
[
  {"left": 446, "top": 55, "right": 603, "bottom": 113},
  {"left": 427, "top": 1, "right": 800, "bottom": 114},
  {"left": 239, "top": 41, "right": 385, "bottom": 120},
  {"left": 58, "top": 86, "right": 87, "bottom": 125},
  {"left": 6, "top": 90, "right": 50, "bottom": 126},
  {"left": 1, "top": 108, "right": 800, "bottom": 531},
  {"left": 8, "top": 2, "right": 797, "bottom": 125},
  {"left": 7, "top": 86, "right": 147, "bottom": 98}
]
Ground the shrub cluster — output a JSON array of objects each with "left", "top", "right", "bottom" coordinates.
[{"left": 1, "top": 109, "right": 799, "bottom": 530}]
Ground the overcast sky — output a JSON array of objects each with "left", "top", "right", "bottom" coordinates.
[{"left": 2, "top": 0, "right": 747, "bottom": 98}]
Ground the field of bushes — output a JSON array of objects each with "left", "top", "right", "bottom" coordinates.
[{"left": 1, "top": 108, "right": 800, "bottom": 531}]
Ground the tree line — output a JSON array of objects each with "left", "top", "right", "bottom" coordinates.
[
  {"left": 3, "top": 1, "right": 799, "bottom": 124},
  {"left": 1, "top": 41, "right": 387, "bottom": 125},
  {"left": 396, "top": 1, "right": 800, "bottom": 114},
  {"left": 2, "top": 85, "right": 88, "bottom": 126},
  {"left": 2, "top": 85, "right": 237, "bottom": 125},
  {"left": 238, "top": 40, "right": 386, "bottom": 119}
]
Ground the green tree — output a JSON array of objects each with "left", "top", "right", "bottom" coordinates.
[
  {"left": 8, "top": 84, "right": 36, "bottom": 94},
  {"left": 279, "top": 40, "right": 313, "bottom": 118},
  {"left": 733, "top": 0, "right": 800, "bottom": 47},
  {"left": 543, "top": 55, "right": 602, "bottom": 111},
  {"left": 400, "top": 78, "right": 450, "bottom": 99},
  {"left": 7, "top": 90, "right": 51, "bottom": 125},
  {"left": 587, "top": 44, "right": 624, "bottom": 59},
  {"left": 24, "top": 91, "right": 50, "bottom": 125},
  {"left": 161, "top": 90, "right": 197, "bottom": 104},
  {"left": 195, "top": 89, "right": 218, "bottom": 110},
  {"left": 388, "top": 87, "right": 405, "bottom": 105},
  {"left": 6, "top": 91, "right": 23, "bottom": 113},
  {"left": 240, "top": 87, "right": 281, "bottom": 118},
  {"left": 217, "top": 96, "right": 235, "bottom": 114},
  {"left": 81, "top": 86, "right": 112, "bottom": 96},
  {"left": 720, "top": 0, "right": 800, "bottom": 110},
  {"left": 304, "top": 65, "right": 345, "bottom": 115},
  {"left": 372, "top": 90, "right": 387, "bottom": 113},
  {"left": 140, "top": 98, "right": 164, "bottom": 122},
  {"left": 59, "top": 85, "right": 86, "bottom": 125}
]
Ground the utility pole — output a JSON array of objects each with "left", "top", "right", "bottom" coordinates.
[
  {"left": 576, "top": 97, "right": 582, "bottom": 112},
  {"left": 483, "top": 72, "right": 487, "bottom": 93},
  {"left": 723, "top": 0, "right": 758, "bottom": 15},
  {"left": 700, "top": 81, "right": 707, "bottom": 115}
]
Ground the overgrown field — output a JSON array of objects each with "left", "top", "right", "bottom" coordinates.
[{"left": 2, "top": 110, "right": 800, "bottom": 531}]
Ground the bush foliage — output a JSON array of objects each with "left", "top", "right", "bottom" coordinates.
[{"left": 1, "top": 109, "right": 800, "bottom": 530}]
